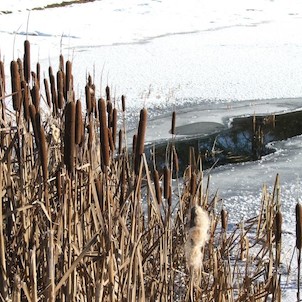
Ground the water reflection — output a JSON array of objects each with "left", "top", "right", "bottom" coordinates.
[{"left": 149, "top": 110, "right": 302, "bottom": 174}]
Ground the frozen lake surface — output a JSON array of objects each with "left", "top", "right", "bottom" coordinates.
[{"left": 1, "top": 0, "right": 302, "bottom": 299}]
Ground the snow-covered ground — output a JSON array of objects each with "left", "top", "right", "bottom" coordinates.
[{"left": 1, "top": 0, "right": 302, "bottom": 299}]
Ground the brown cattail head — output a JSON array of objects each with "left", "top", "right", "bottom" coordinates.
[
  {"left": 118, "top": 129, "right": 123, "bottom": 155},
  {"left": 87, "top": 120, "right": 94, "bottom": 150},
  {"left": 132, "top": 134, "right": 137, "bottom": 157},
  {"left": 21, "top": 80, "right": 29, "bottom": 121},
  {"left": 10, "top": 60, "right": 22, "bottom": 111},
  {"left": 36, "top": 62, "right": 40, "bottom": 86},
  {"left": 65, "top": 60, "right": 72, "bottom": 100},
  {"left": 221, "top": 209, "right": 228, "bottom": 231},
  {"left": 296, "top": 203, "right": 302, "bottom": 250},
  {"left": 275, "top": 210, "right": 282, "bottom": 245},
  {"left": 85, "top": 84, "right": 92, "bottom": 115},
  {"left": 121, "top": 95, "right": 126, "bottom": 112},
  {"left": 44, "top": 78, "right": 51, "bottom": 108},
  {"left": 50, "top": 73, "right": 58, "bottom": 116},
  {"left": 64, "top": 101, "right": 76, "bottom": 174},
  {"left": 59, "top": 54, "right": 64, "bottom": 72},
  {"left": 75, "top": 99, "right": 84, "bottom": 145},
  {"left": 107, "top": 101, "right": 113, "bottom": 127},
  {"left": 163, "top": 166, "right": 171, "bottom": 200},
  {"left": 171, "top": 111, "right": 176, "bottom": 135},
  {"left": 106, "top": 85, "right": 110, "bottom": 101},
  {"left": 57, "top": 70, "right": 64, "bottom": 109},
  {"left": 31, "top": 82, "right": 40, "bottom": 111},
  {"left": 98, "top": 98, "right": 110, "bottom": 168},
  {"left": 17, "top": 58, "right": 24, "bottom": 82},
  {"left": 134, "top": 108, "right": 147, "bottom": 175},
  {"left": 24, "top": 40, "right": 31, "bottom": 83},
  {"left": 153, "top": 169, "right": 162, "bottom": 204}
]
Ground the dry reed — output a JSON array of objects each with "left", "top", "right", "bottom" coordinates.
[
  {"left": 134, "top": 108, "right": 147, "bottom": 175},
  {"left": 0, "top": 39, "right": 292, "bottom": 302}
]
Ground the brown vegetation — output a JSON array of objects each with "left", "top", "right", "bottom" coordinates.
[{"left": 0, "top": 40, "right": 292, "bottom": 301}]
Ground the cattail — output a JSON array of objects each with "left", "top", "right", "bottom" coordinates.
[
  {"left": 36, "top": 62, "right": 40, "bottom": 86},
  {"left": 21, "top": 80, "right": 29, "bottom": 121},
  {"left": 189, "top": 147, "right": 196, "bottom": 172},
  {"left": 98, "top": 98, "right": 110, "bottom": 168},
  {"left": 134, "top": 108, "right": 147, "bottom": 175},
  {"left": 171, "top": 111, "right": 176, "bottom": 135},
  {"left": 153, "top": 169, "right": 162, "bottom": 204},
  {"left": 59, "top": 54, "right": 64, "bottom": 72},
  {"left": 44, "top": 78, "right": 51, "bottom": 107},
  {"left": 10, "top": 61, "right": 22, "bottom": 111},
  {"left": 87, "top": 121, "right": 94, "bottom": 151},
  {"left": 24, "top": 40, "right": 31, "bottom": 83},
  {"left": 107, "top": 101, "right": 113, "bottom": 127},
  {"left": 296, "top": 203, "right": 302, "bottom": 250},
  {"left": 163, "top": 166, "right": 171, "bottom": 200},
  {"left": 38, "top": 126, "right": 48, "bottom": 182},
  {"left": 121, "top": 95, "right": 126, "bottom": 112},
  {"left": 75, "top": 99, "right": 84, "bottom": 145},
  {"left": 56, "top": 169, "right": 62, "bottom": 199},
  {"left": 65, "top": 60, "right": 72, "bottom": 100},
  {"left": 64, "top": 101, "right": 76, "bottom": 173},
  {"left": 106, "top": 85, "right": 110, "bottom": 101},
  {"left": 221, "top": 209, "right": 228, "bottom": 231},
  {"left": 118, "top": 129, "right": 123, "bottom": 155},
  {"left": 85, "top": 84, "right": 92, "bottom": 115},
  {"left": 17, "top": 58, "right": 24, "bottom": 82},
  {"left": 49, "top": 66, "right": 57, "bottom": 111},
  {"left": 57, "top": 70, "right": 64, "bottom": 109},
  {"left": 132, "top": 134, "right": 137, "bottom": 155},
  {"left": 31, "top": 83, "right": 40, "bottom": 111},
  {"left": 275, "top": 210, "right": 282, "bottom": 245},
  {"left": 185, "top": 206, "right": 210, "bottom": 270}
]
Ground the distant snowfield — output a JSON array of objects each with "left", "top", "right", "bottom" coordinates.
[{"left": 1, "top": 1, "right": 302, "bottom": 298}]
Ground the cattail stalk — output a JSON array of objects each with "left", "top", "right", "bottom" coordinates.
[
  {"left": 31, "top": 83, "right": 40, "bottom": 111},
  {"left": 163, "top": 166, "right": 171, "bottom": 200},
  {"left": 134, "top": 108, "right": 147, "bottom": 175},
  {"left": 296, "top": 203, "right": 302, "bottom": 301}
]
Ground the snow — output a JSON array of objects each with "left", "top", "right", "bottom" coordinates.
[{"left": 1, "top": 0, "right": 302, "bottom": 298}]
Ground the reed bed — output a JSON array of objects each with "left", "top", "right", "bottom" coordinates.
[{"left": 0, "top": 40, "right": 295, "bottom": 301}]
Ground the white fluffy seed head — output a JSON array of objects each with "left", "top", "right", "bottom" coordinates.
[{"left": 185, "top": 205, "right": 210, "bottom": 270}]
